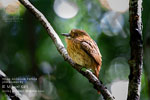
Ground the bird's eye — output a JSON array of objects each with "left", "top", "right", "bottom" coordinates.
[
  {"left": 75, "top": 33, "right": 78, "bottom": 36},
  {"left": 71, "top": 33, "right": 77, "bottom": 38}
]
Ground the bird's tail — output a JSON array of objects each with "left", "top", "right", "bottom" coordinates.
[
  {"left": 95, "top": 65, "right": 101, "bottom": 78},
  {"left": 97, "top": 91, "right": 101, "bottom": 94},
  {"left": 95, "top": 65, "right": 101, "bottom": 94}
]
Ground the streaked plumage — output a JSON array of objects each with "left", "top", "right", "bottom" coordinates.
[{"left": 63, "top": 29, "right": 102, "bottom": 78}]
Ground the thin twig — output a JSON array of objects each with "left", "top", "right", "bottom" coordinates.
[
  {"left": 18, "top": 0, "right": 115, "bottom": 99},
  {"left": 127, "top": 0, "right": 143, "bottom": 100}
]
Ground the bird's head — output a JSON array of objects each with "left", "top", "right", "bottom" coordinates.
[{"left": 62, "top": 29, "right": 89, "bottom": 39}]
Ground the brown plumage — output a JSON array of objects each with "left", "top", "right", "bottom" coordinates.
[
  {"left": 62, "top": 29, "right": 102, "bottom": 78},
  {"left": 62, "top": 29, "right": 102, "bottom": 94}
]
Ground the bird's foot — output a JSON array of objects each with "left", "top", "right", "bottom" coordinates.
[
  {"left": 81, "top": 67, "right": 87, "bottom": 72},
  {"left": 81, "top": 67, "right": 94, "bottom": 73}
]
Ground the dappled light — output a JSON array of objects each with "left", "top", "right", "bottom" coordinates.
[
  {"left": 111, "top": 81, "right": 128, "bottom": 100},
  {"left": 108, "top": 57, "right": 129, "bottom": 80},
  {"left": 99, "top": 0, "right": 129, "bottom": 13},
  {"left": 39, "top": 77, "right": 59, "bottom": 100},
  {"left": 23, "top": 82, "right": 39, "bottom": 100},
  {"left": 53, "top": 0, "right": 78, "bottom": 19},
  {"left": 0, "top": 0, "right": 21, "bottom": 15},
  {"left": 100, "top": 11, "right": 126, "bottom": 37},
  {"left": 40, "top": 61, "right": 53, "bottom": 75}
]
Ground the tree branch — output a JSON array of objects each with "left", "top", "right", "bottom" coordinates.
[
  {"left": 0, "top": 70, "right": 29, "bottom": 100},
  {"left": 18, "top": 0, "right": 115, "bottom": 100},
  {"left": 127, "top": 0, "right": 143, "bottom": 100}
]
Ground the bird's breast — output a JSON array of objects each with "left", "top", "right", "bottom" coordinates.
[{"left": 66, "top": 39, "right": 93, "bottom": 68}]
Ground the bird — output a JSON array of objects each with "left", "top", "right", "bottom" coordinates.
[{"left": 62, "top": 29, "right": 102, "bottom": 79}]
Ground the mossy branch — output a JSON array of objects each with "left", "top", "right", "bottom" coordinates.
[{"left": 127, "top": 0, "right": 143, "bottom": 100}]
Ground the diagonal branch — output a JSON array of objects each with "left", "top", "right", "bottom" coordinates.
[
  {"left": 127, "top": 0, "right": 143, "bottom": 100},
  {"left": 0, "top": 70, "right": 29, "bottom": 100},
  {"left": 18, "top": 0, "right": 115, "bottom": 100}
]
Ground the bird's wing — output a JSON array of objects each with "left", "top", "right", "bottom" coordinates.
[{"left": 81, "top": 40, "right": 102, "bottom": 65}]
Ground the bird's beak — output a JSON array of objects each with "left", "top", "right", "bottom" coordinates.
[{"left": 61, "top": 33, "right": 70, "bottom": 37}]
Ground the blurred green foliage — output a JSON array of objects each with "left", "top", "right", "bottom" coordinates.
[{"left": 0, "top": 0, "right": 150, "bottom": 100}]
